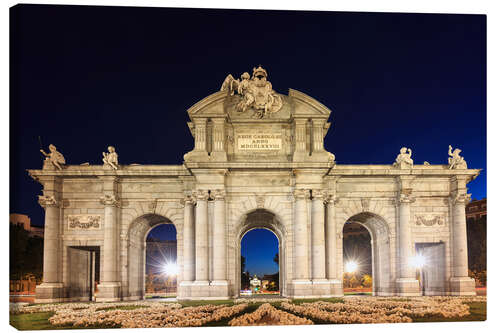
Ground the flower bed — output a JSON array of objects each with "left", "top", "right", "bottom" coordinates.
[
  {"left": 229, "top": 303, "right": 313, "bottom": 326},
  {"left": 281, "top": 296, "right": 486, "bottom": 324},
  {"left": 48, "top": 303, "right": 248, "bottom": 328}
]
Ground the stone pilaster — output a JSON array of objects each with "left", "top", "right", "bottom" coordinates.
[
  {"left": 395, "top": 187, "right": 420, "bottom": 296},
  {"left": 311, "top": 119, "right": 325, "bottom": 153},
  {"left": 35, "top": 192, "right": 64, "bottom": 302},
  {"left": 182, "top": 194, "right": 195, "bottom": 282},
  {"left": 293, "top": 119, "right": 308, "bottom": 162},
  {"left": 194, "top": 189, "right": 210, "bottom": 284},
  {"left": 326, "top": 193, "right": 343, "bottom": 296},
  {"left": 449, "top": 189, "right": 476, "bottom": 295},
  {"left": 184, "top": 118, "right": 209, "bottom": 161},
  {"left": 210, "top": 118, "right": 228, "bottom": 161},
  {"left": 96, "top": 176, "right": 121, "bottom": 302}
]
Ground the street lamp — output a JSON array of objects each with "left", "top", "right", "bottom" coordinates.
[
  {"left": 162, "top": 262, "right": 178, "bottom": 277},
  {"left": 345, "top": 261, "right": 358, "bottom": 273}
]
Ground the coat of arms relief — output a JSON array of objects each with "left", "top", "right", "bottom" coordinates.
[{"left": 220, "top": 66, "right": 283, "bottom": 118}]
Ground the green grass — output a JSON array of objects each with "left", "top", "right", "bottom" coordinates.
[
  {"left": 411, "top": 302, "right": 486, "bottom": 323},
  {"left": 9, "top": 312, "right": 119, "bottom": 330},
  {"left": 292, "top": 297, "right": 344, "bottom": 305},
  {"left": 97, "top": 305, "right": 148, "bottom": 312},
  {"left": 179, "top": 299, "right": 235, "bottom": 307}
]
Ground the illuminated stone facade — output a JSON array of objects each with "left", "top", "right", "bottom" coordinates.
[{"left": 29, "top": 67, "right": 480, "bottom": 302}]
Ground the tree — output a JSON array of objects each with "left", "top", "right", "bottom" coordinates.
[
  {"left": 349, "top": 274, "right": 359, "bottom": 288},
  {"left": 9, "top": 223, "right": 44, "bottom": 281},
  {"left": 361, "top": 274, "right": 372, "bottom": 288},
  {"left": 273, "top": 253, "right": 279, "bottom": 266}
]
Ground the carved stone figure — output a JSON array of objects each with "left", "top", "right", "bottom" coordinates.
[
  {"left": 220, "top": 66, "right": 283, "bottom": 118},
  {"left": 448, "top": 145, "right": 467, "bottom": 169},
  {"left": 40, "top": 144, "right": 65, "bottom": 170},
  {"left": 393, "top": 147, "right": 413, "bottom": 168},
  {"left": 103, "top": 146, "right": 119, "bottom": 170}
]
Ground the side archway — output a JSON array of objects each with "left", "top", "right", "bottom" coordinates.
[
  {"left": 234, "top": 209, "right": 287, "bottom": 297},
  {"left": 341, "top": 212, "right": 393, "bottom": 296},
  {"left": 126, "top": 214, "right": 178, "bottom": 300}
]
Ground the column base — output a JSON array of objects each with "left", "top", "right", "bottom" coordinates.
[
  {"left": 96, "top": 282, "right": 121, "bottom": 302},
  {"left": 328, "top": 279, "right": 344, "bottom": 297},
  {"left": 290, "top": 279, "right": 313, "bottom": 298},
  {"left": 177, "top": 280, "right": 231, "bottom": 300},
  {"left": 311, "top": 279, "right": 335, "bottom": 297},
  {"left": 450, "top": 277, "right": 476, "bottom": 296},
  {"left": 35, "top": 283, "right": 64, "bottom": 303},
  {"left": 396, "top": 278, "right": 421, "bottom": 296}
]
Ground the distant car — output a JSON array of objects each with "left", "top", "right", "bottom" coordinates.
[{"left": 240, "top": 290, "right": 252, "bottom": 295}]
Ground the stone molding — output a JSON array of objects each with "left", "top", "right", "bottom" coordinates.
[
  {"left": 100, "top": 194, "right": 121, "bottom": 207},
  {"left": 415, "top": 214, "right": 445, "bottom": 226},
  {"left": 38, "top": 195, "right": 59, "bottom": 208},
  {"left": 68, "top": 214, "right": 101, "bottom": 230}
]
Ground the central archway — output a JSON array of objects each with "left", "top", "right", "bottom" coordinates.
[{"left": 234, "top": 209, "right": 287, "bottom": 297}]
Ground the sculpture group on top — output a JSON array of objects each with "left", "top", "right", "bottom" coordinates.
[
  {"left": 39, "top": 144, "right": 119, "bottom": 170},
  {"left": 221, "top": 66, "right": 283, "bottom": 118}
]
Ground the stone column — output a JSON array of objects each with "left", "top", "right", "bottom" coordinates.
[
  {"left": 182, "top": 194, "right": 195, "bottom": 282},
  {"left": 212, "top": 190, "right": 227, "bottom": 282},
  {"left": 97, "top": 185, "right": 121, "bottom": 302},
  {"left": 293, "top": 189, "right": 309, "bottom": 280},
  {"left": 396, "top": 188, "right": 420, "bottom": 296},
  {"left": 326, "top": 193, "right": 343, "bottom": 295},
  {"left": 194, "top": 189, "right": 210, "bottom": 283},
  {"left": 449, "top": 191, "right": 476, "bottom": 295},
  {"left": 311, "top": 190, "right": 326, "bottom": 280},
  {"left": 35, "top": 176, "right": 64, "bottom": 303}
]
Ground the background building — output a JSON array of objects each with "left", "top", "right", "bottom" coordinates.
[{"left": 10, "top": 213, "right": 44, "bottom": 238}]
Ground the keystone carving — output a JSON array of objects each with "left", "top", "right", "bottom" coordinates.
[
  {"left": 148, "top": 199, "right": 157, "bottom": 213},
  {"left": 361, "top": 198, "right": 371, "bottom": 211},
  {"left": 255, "top": 194, "right": 265, "bottom": 208}
]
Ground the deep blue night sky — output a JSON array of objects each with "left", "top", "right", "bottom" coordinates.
[{"left": 10, "top": 5, "right": 486, "bottom": 275}]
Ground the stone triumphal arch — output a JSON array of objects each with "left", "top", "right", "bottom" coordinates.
[{"left": 30, "top": 66, "right": 480, "bottom": 302}]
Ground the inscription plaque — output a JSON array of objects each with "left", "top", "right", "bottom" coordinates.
[
  {"left": 237, "top": 133, "right": 282, "bottom": 150},
  {"left": 68, "top": 215, "right": 101, "bottom": 230}
]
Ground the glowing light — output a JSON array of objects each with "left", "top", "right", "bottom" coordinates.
[
  {"left": 162, "top": 262, "right": 178, "bottom": 276},
  {"left": 410, "top": 254, "right": 426, "bottom": 268},
  {"left": 345, "top": 261, "right": 358, "bottom": 273}
]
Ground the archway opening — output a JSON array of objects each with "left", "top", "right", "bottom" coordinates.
[
  {"left": 343, "top": 221, "right": 373, "bottom": 295},
  {"left": 145, "top": 223, "right": 177, "bottom": 298},
  {"left": 240, "top": 228, "right": 280, "bottom": 296},
  {"left": 127, "top": 214, "right": 178, "bottom": 301}
]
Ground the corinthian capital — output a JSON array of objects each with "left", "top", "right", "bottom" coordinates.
[
  {"left": 398, "top": 189, "right": 415, "bottom": 204},
  {"left": 100, "top": 194, "right": 121, "bottom": 207},
  {"left": 212, "top": 189, "right": 226, "bottom": 201},
  {"left": 38, "top": 195, "right": 59, "bottom": 208},
  {"left": 293, "top": 188, "right": 309, "bottom": 200},
  {"left": 181, "top": 194, "right": 195, "bottom": 206},
  {"left": 311, "top": 189, "right": 326, "bottom": 200},
  {"left": 194, "top": 189, "right": 210, "bottom": 201},
  {"left": 451, "top": 192, "right": 471, "bottom": 205},
  {"left": 325, "top": 193, "right": 339, "bottom": 205}
]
